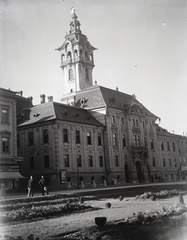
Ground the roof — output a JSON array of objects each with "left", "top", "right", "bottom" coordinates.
[
  {"left": 75, "top": 85, "right": 158, "bottom": 119},
  {"left": 18, "top": 101, "right": 103, "bottom": 128}
]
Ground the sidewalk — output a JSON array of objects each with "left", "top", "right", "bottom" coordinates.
[{"left": 2, "top": 181, "right": 186, "bottom": 200}]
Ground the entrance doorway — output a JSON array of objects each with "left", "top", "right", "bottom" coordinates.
[{"left": 135, "top": 161, "right": 144, "bottom": 183}]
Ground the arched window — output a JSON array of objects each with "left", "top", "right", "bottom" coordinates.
[
  {"left": 122, "top": 134, "right": 126, "bottom": 147},
  {"left": 61, "top": 54, "right": 65, "bottom": 62},
  {"left": 113, "top": 133, "right": 117, "bottom": 146},
  {"left": 74, "top": 50, "right": 78, "bottom": 57},
  {"left": 67, "top": 51, "right": 72, "bottom": 59},
  {"left": 68, "top": 68, "right": 73, "bottom": 80},
  {"left": 85, "top": 51, "right": 89, "bottom": 60}
]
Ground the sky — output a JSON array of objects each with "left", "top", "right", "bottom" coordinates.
[{"left": 0, "top": 0, "right": 187, "bottom": 135}]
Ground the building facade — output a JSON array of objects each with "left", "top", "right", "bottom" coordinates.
[{"left": 0, "top": 88, "right": 24, "bottom": 190}]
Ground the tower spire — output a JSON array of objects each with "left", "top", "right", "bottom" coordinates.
[{"left": 56, "top": 10, "right": 97, "bottom": 105}]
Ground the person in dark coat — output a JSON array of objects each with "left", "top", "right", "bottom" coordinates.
[
  {"left": 39, "top": 176, "right": 49, "bottom": 196},
  {"left": 27, "top": 175, "right": 34, "bottom": 197}
]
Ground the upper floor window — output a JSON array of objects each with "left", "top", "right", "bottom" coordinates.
[
  {"left": 134, "top": 135, "right": 140, "bottom": 147},
  {"left": 43, "top": 129, "right": 48, "bottom": 144},
  {"left": 152, "top": 157, "right": 156, "bottom": 167},
  {"left": 99, "top": 156, "right": 103, "bottom": 167},
  {"left": 76, "top": 130, "right": 81, "bottom": 144},
  {"left": 169, "top": 159, "right": 172, "bottom": 167},
  {"left": 121, "top": 117, "right": 124, "bottom": 125},
  {"left": 28, "top": 132, "right": 34, "bottom": 146},
  {"left": 172, "top": 142, "right": 175, "bottom": 152},
  {"left": 64, "top": 154, "right": 70, "bottom": 167},
  {"left": 174, "top": 159, "right": 177, "bottom": 167},
  {"left": 98, "top": 133, "right": 102, "bottom": 146},
  {"left": 87, "top": 131, "right": 92, "bottom": 145},
  {"left": 144, "top": 137, "right": 147, "bottom": 147},
  {"left": 150, "top": 138, "right": 154, "bottom": 150},
  {"left": 85, "top": 51, "right": 89, "bottom": 60},
  {"left": 17, "top": 134, "right": 20, "bottom": 149},
  {"left": 113, "top": 133, "right": 117, "bottom": 146},
  {"left": 122, "top": 134, "right": 126, "bottom": 147},
  {"left": 89, "top": 155, "right": 93, "bottom": 167},
  {"left": 63, "top": 129, "right": 68, "bottom": 143},
  {"left": 161, "top": 141, "right": 164, "bottom": 151},
  {"left": 133, "top": 119, "right": 136, "bottom": 127},
  {"left": 163, "top": 158, "right": 166, "bottom": 167},
  {"left": 2, "top": 136, "right": 9, "bottom": 153},
  {"left": 44, "top": 155, "right": 49, "bottom": 168},
  {"left": 77, "top": 155, "right": 82, "bottom": 167},
  {"left": 1, "top": 107, "right": 9, "bottom": 124},
  {"left": 112, "top": 116, "right": 115, "bottom": 124},
  {"left": 167, "top": 142, "right": 170, "bottom": 151}
]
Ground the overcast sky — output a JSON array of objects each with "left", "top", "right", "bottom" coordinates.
[{"left": 1, "top": 0, "right": 187, "bottom": 135}]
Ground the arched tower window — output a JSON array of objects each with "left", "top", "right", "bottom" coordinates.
[
  {"left": 67, "top": 51, "right": 72, "bottom": 59},
  {"left": 85, "top": 68, "right": 89, "bottom": 79},
  {"left": 90, "top": 54, "right": 93, "bottom": 62},
  {"left": 61, "top": 54, "right": 65, "bottom": 62},
  {"left": 69, "top": 68, "right": 73, "bottom": 80},
  {"left": 74, "top": 49, "right": 78, "bottom": 57}
]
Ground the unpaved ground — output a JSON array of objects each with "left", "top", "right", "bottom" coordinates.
[{"left": 0, "top": 195, "right": 187, "bottom": 239}]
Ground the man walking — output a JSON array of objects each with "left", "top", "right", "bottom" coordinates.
[{"left": 39, "top": 175, "right": 45, "bottom": 196}]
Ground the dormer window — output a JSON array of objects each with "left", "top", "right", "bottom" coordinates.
[{"left": 67, "top": 51, "right": 72, "bottom": 59}]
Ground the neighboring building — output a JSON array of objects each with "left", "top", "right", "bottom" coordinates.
[
  {"left": 17, "top": 97, "right": 105, "bottom": 189},
  {"left": 0, "top": 88, "right": 25, "bottom": 190}
]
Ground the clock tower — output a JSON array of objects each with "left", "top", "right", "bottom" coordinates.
[{"left": 56, "top": 8, "right": 97, "bottom": 105}]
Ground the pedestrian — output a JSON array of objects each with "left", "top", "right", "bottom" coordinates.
[
  {"left": 27, "top": 175, "right": 34, "bottom": 197},
  {"left": 38, "top": 175, "right": 45, "bottom": 196},
  {"left": 0, "top": 181, "right": 6, "bottom": 198},
  {"left": 39, "top": 176, "right": 49, "bottom": 196}
]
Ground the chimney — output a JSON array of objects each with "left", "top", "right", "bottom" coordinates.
[
  {"left": 40, "top": 94, "right": 46, "bottom": 104},
  {"left": 116, "top": 87, "right": 118, "bottom": 91},
  {"left": 48, "top": 96, "right": 53, "bottom": 102},
  {"left": 28, "top": 96, "right": 33, "bottom": 105},
  {"left": 17, "top": 90, "right": 23, "bottom": 96}
]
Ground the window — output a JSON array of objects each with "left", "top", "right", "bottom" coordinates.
[
  {"left": 134, "top": 135, "right": 140, "bottom": 147},
  {"left": 163, "top": 158, "right": 166, "bottom": 167},
  {"left": 183, "top": 157, "right": 186, "bottom": 163},
  {"left": 63, "top": 129, "right": 68, "bottom": 143},
  {"left": 1, "top": 107, "right": 9, "bottom": 123},
  {"left": 43, "top": 129, "right": 48, "bottom": 144},
  {"left": 77, "top": 155, "right": 82, "bottom": 167},
  {"left": 121, "top": 117, "right": 124, "bottom": 125},
  {"left": 28, "top": 132, "right": 34, "bottom": 146},
  {"left": 142, "top": 121, "right": 145, "bottom": 129},
  {"left": 76, "top": 130, "right": 81, "bottom": 144},
  {"left": 64, "top": 154, "right": 69, "bottom": 167},
  {"left": 169, "top": 159, "right": 171, "bottom": 167},
  {"left": 44, "top": 155, "right": 49, "bottom": 168},
  {"left": 152, "top": 157, "right": 156, "bottom": 167},
  {"left": 122, "top": 134, "right": 126, "bottom": 147},
  {"left": 113, "top": 133, "right": 117, "bottom": 146},
  {"left": 112, "top": 116, "right": 115, "bottom": 124},
  {"left": 172, "top": 142, "right": 175, "bottom": 152},
  {"left": 85, "top": 68, "right": 89, "bottom": 79},
  {"left": 89, "top": 155, "right": 93, "bottom": 167},
  {"left": 161, "top": 141, "right": 164, "bottom": 151},
  {"left": 115, "top": 156, "right": 119, "bottom": 167},
  {"left": 150, "top": 138, "right": 154, "bottom": 150},
  {"left": 133, "top": 119, "right": 135, "bottom": 127},
  {"left": 87, "top": 131, "right": 92, "bottom": 145},
  {"left": 99, "top": 156, "right": 103, "bottom": 167},
  {"left": 29, "top": 157, "right": 34, "bottom": 169},
  {"left": 2, "top": 137, "right": 9, "bottom": 153},
  {"left": 98, "top": 133, "right": 102, "bottom": 146},
  {"left": 69, "top": 68, "right": 73, "bottom": 80},
  {"left": 167, "top": 142, "right": 170, "bottom": 151},
  {"left": 174, "top": 159, "right": 177, "bottom": 167},
  {"left": 136, "top": 119, "right": 138, "bottom": 127}
]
